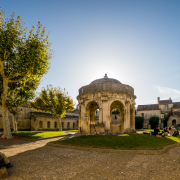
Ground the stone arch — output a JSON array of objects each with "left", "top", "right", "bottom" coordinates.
[
  {"left": 110, "top": 100, "right": 124, "bottom": 132},
  {"left": 86, "top": 101, "right": 100, "bottom": 133},
  {"left": 172, "top": 119, "right": 176, "bottom": 126}
]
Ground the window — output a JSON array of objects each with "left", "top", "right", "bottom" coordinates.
[
  {"left": 47, "top": 121, "right": 50, "bottom": 128},
  {"left": 54, "top": 122, "right": 57, "bottom": 128},
  {"left": 39, "top": 121, "right": 42, "bottom": 128},
  {"left": 161, "top": 114, "right": 164, "bottom": 119},
  {"left": 61, "top": 122, "right": 64, "bottom": 128},
  {"left": 73, "top": 122, "right": 75, "bottom": 129},
  {"left": 141, "top": 113, "right": 144, "bottom": 118},
  {"left": 67, "top": 122, "right": 70, "bottom": 129}
]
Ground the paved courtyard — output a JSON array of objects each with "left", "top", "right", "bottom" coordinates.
[{"left": 1, "top": 134, "right": 180, "bottom": 180}]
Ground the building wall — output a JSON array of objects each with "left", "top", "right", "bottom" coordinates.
[
  {"left": 0, "top": 105, "right": 79, "bottom": 131},
  {"left": 136, "top": 110, "right": 161, "bottom": 120},
  {"left": 168, "top": 115, "right": 180, "bottom": 128},
  {"left": 136, "top": 110, "right": 161, "bottom": 128},
  {"left": 31, "top": 116, "right": 78, "bottom": 131},
  {"left": 159, "top": 104, "right": 173, "bottom": 112}
]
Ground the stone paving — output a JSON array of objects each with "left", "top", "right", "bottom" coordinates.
[{"left": 1, "top": 133, "right": 180, "bottom": 180}]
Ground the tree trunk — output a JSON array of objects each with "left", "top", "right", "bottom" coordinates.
[
  {"left": 1, "top": 79, "right": 13, "bottom": 139},
  {"left": 11, "top": 113, "right": 18, "bottom": 132},
  {"left": 58, "top": 118, "right": 62, "bottom": 131}
]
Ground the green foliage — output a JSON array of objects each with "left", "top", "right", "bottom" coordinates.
[
  {"left": 112, "top": 109, "right": 120, "bottom": 114},
  {"left": 30, "top": 85, "right": 74, "bottom": 130},
  {"left": 0, "top": 7, "right": 52, "bottom": 106},
  {"left": 149, "top": 116, "right": 159, "bottom": 129},
  {"left": 135, "top": 116, "right": 144, "bottom": 129}
]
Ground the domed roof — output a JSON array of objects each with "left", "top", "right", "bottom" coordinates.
[{"left": 90, "top": 74, "right": 122, "bottom": 84}]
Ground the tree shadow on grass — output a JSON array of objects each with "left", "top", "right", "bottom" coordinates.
[{"left": 54, "top": 134, "right": 180, "bottom": 150}]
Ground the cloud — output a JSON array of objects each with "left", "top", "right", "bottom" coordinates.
[
  {"left": 144, "top": 86, "right": 180, "bottom": 104},
  {"left": 154, "top": 86, "right": 180, "bottom": 95}
]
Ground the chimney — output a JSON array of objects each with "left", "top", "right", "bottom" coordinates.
[
  {"left": 169, "top": 97, "right": 171, "bottom": 100},
  {"left": 157, "top": 97, "right": 160, "bottom": 102}
]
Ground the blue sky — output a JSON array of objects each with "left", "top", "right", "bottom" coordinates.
[{"left": 2, "top": 0, "right": 180, "bottom": 107}]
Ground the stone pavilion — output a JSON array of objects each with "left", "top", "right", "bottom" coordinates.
[{"left": 77, "top": 74, "right": 136, "bottom": 134}]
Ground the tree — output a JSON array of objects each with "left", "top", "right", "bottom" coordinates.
[
  {"left": 135, "top": 116, "right": 144, "bottom": 129},
  {"left": 112, "top": 109, "right": 120, "bottom": 114},
  {"left": 149, "top": 116, "right": 159, "bottom": 129},
  {"left": 30, "top": 85, "right": 74, "bottom": 131},
  {"left": 7, "top": 76, "right": 39, "bottom": 132},
  {"left": 0, "top": 8, "right": 52, "bottom": 138}
]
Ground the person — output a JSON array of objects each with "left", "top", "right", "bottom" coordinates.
[
  {"left": 0, "top": 152, "right": 13, "bottom": 168},
  {"left": 171, "top": 126, "right": 179, "bottom": 137},
  {"left": 154, "top": 125, "right": 161, "bottom": 137},
  {"left": 171, "top": 126, "right": 177, "bottom": 135},
  {"left": 162, "top": 127, "right": 169, "bottom": 136},
  {"left": 168, "top": 127, "right": 172, "bottom": 136}
]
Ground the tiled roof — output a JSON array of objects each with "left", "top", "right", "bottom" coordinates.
[
  {"left": 137, "top": 104, "right": 159, "bottom": 111},
  {"left": 173, "top": 102, "right": 180, "bottom": 108},
  {"left": 173, "top": 111, "right": 180, "bottom": 116},
  {"left": 30, "top": 112, "right": 53, "bottom": 117},
  {"left": 30, "top": 111, "right": 78, "bottom": 119},
  {"left": 21, "top": 103, "right": 30, "bottom": 107},
  {"left": 159, "top": 100, "right": 173, "bottom": 104}
]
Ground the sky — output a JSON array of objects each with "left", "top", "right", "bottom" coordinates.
[{"left": 1, "top": 0, "right": 180, "bottom": 107}]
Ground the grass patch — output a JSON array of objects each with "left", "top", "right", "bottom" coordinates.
[
  {"left": 12, "top": 131, "right": 69, "bottom": 139},
  {"left": 65, "top": 130, "right": 78, "bottom": 132},
  {"left": 52, "top": 134, "right": 180, "bottom": 150}
]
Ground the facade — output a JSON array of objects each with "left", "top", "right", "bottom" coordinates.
[
  {"left": 0, "top": 103, "right": 79, "bottom": 131},
  {"left": 77, "top": 74, "right": 136, "bottom": 134},
  {"left": 136, "top": 97, "right": 180, "bottom": 129}
]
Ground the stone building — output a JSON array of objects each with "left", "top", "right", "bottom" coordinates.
[
  {"left": 136, "top": 97, "right": 180, "bottom": 129},
  {"left": 77, "top": 74, "right": 136, "bottom": 134},
  {"left": 0, "top": 103, "right": 79, "bottom": 131}
]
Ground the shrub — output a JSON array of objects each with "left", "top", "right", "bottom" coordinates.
[
  {"left": 135, "top": 116, "right": 144, "bottom": 129},
  {"left": 149, "top": 116, "right": 159, "bottom": 129}
]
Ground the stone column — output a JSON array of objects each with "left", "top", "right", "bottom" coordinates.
[
  {"left": 102, "top": 100, "right": 110, "bottom": 133},
  {"left": 120, "top": 109, "right": 124, "bottom": 131},
  {"left": 124, "top": 101, "right": 131, "bottom": 132},
  {"left": 99, "top": 108, "right": 103, "bottom": 124},
  {"left": 81, "top": 105, "right": 88, "bottom": 134},
  {"left": 131, "top": 105, "right": 135, "bottom": 131}
]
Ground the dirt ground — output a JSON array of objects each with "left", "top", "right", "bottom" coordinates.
[{"left": 1, "top": 134, "right": 180, "bottom": 180}]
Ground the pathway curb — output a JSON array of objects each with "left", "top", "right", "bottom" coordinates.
[{"left": 47, "top": 142, "right": 180, "bottom": 155}]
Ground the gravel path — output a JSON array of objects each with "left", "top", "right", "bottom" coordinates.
[{"left": 1, "top": 134, "right": 180, "bottom": 180}]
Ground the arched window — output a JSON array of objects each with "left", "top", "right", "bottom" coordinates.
[
  {"left": 47, "top": 121, "right": 50, "bottom": 128},
  {"left": 61, "top": 122, "right": 64, "bottom": 128},
  {"left": 67, "top": 122, "right": 70, "bottom": 129},
  {"left": 172, "top": 119, "right": 176, "bottom": 126},
  {"left": 39, "top": 121, "right": 42, "bottom": 128},
  {"left": 73, "top": 122, "right": 75, "bottom": 129},
  {"left": 54, "top": 122, "right": 57, "bottom": 128}
]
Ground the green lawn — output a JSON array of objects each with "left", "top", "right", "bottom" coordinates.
[
  {"left": 12, "top": 131, "right": 70, "bottom": 139},
  {"left": 52, "top": 134, "right": 180, "bottom": 150}
]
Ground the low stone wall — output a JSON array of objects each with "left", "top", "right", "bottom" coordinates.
[
  {"left": 90, "top": 124, "right": 105, "bottom": 134},
  {"left": 110, "top": 124, "right": 121, "bottom": 134}
]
